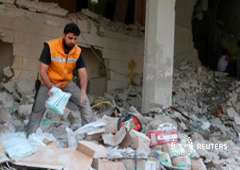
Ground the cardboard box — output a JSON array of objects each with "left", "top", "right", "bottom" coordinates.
[
  {"left": 129, "top": 130, "right": 151, "bottom": 148},
  {"left": 102, "top": 115, "right": 118, "bottom": 134},
  {"left": 86, "top": 127, "right": 105, "bottom": 140},
  {"left": 102, "top": 126, "right": 126, "bottom": 146},
  {"left": 14, "top": 144, "right": 95, "bottom": 170},
  {"left": 119, "top": 130, "right": 151, "bottom": 154},
  {"left": 92, "top": 159, "right": 126, "bottom": 170},
  {"left": 77, "top": 141, "right": 107, "bottom": 158},
  {"left": 119, "top": 157, "right": 160, "bottom": 170}
]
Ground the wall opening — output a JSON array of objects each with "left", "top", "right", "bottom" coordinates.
[
  {"left": 73, "top": 47, "right": 107, "bottom": 96},
  {"left": 192, "top": 0, "right": 240, "bottom": 75},
  {"left": 0, "top": 40, "right": 13, "bottom": 81}
]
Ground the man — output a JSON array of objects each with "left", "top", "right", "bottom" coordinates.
[
  {"left": 217, "top": 49, "right": 237, "bottom": 77},
  {"left": 27, "top": 23, "right": 94, "bottom": 136},
  {"left": 217, "top": 49, "right": 229, "bottom": 72}
]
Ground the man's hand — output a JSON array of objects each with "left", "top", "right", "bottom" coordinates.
[
  {"left": 48, "top": 89, "right": 53, "bottom": 96},
  {"left": 79, "top": 91, "right": 87, "bottom": 105}
]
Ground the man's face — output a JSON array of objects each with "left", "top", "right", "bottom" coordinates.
[{"left": 63, "top": 33, "right": 78, "bottom": 51}]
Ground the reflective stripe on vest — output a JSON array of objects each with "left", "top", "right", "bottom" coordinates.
[
  {"left": 68, "top": 58, "right": 78, "bottom": 63},
  {"left": 51, "top": 56, "right": 78, "bottom": 63},
  {"left": 51, "top": 56, "right": 66, "bottom": 63}
]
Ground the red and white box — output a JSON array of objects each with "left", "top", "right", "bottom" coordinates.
[{"left": 147, "top": 123, "right": 178, "bottom": 146}]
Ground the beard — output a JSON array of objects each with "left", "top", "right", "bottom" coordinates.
[{"left": 63, "top": 38, "right": 74, "bottom": 52}]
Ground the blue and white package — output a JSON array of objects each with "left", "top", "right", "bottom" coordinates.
[
  {"left": 45, "top": 86, "right": 72, "bottom": 115},
  {"left": 1, "top": 132, "right": 37, "bottom": 161}
]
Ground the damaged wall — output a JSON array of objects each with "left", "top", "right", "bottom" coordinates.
[
  {"left": 0, "top": 0, "right": 199, "bottom": 93},
  {"left": 0, "top": 1, "right": 144, "bottom": 93}
]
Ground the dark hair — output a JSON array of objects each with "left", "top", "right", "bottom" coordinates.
[
  {"left": 222, "top": 49, "right": 228, "bottom": 55},
  {"left": 64, "top": 23, "right": 80, "bottom": 36}
]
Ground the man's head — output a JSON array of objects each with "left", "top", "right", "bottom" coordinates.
[{"left": 63, "top": 23, "right": 80, "bottom": 51}]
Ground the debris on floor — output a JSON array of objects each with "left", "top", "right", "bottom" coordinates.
[{"left": 0, "top": 62, "right": 240, "bottom": 170}]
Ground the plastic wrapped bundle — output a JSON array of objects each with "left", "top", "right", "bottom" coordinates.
[
  {"left": 45, "top": 86, "right": 72, "bottom": 115},
  {"left": 1, "top": 132, "right": 36, "bottom": 161}
]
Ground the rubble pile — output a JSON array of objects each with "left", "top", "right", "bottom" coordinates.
[
  {"left": 0, "top": 0, "right": 144, "bottom": 38},
  {"left": 172, "top": 61, "right": 237, "bottom": 115},
  {"left": 0, "top": 0, "right": 68, "bottom": 17},
  {"left": 68, "top": 9, "right": 145, "bottom": 38},
  {"left": 103, "top": 61, "right": 236, "bottom": 116},
  {"left": 0, "top": 78, "right": 239, "bottom": 169},
  {"left": 0, "top": 63, "right": 240, "bottom": 170}
]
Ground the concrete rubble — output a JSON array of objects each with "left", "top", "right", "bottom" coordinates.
[
  {"left": 67, "top": 9, "right": 144, "bottom": 38},
  {"left": 0, "top": 0, "right": 68, "bottom": 17},
  {"left": 0, "top": 0, "right": 144, "bottom": 38},
  {"left": 0, "top": 62, "right": 239, "bottom": 169},
  {"left": 0, "top": 0, "right": 238, "bottom": 168}
]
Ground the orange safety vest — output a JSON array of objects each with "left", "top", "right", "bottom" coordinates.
[{"left": 39, "top": 37, "right": 81, "bottom": 88}]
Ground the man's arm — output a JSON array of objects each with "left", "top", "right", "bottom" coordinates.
[
  {"left": 40, "top": 63, "right": 52, "bottom": 89},
  {"left": 76, "top": 52, "right": 88, "bottom": 104},
  {"left": 39, "top": 43, "right": 52, "bottom": 89},
  {"left": 77, "top": 68, "right": 88, "bottom": 93},
  {"left": 78, "top": 68, "right": 88, "bottom": 105}
]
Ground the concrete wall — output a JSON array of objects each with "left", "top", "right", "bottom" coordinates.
[
  {"left": 174, "top": 0, "right": 199, "bottom": 65},
  {"left": 0, "top": 5, "right": 144, "bottom": 92},
  {"left": 0, "top": 0, "right": 198, "bottom": 92}
]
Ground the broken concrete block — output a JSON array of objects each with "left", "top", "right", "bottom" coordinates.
[
  {"left": 81, "top": 9, "right": 99, "bottom": 19},
  {"left": 211, "top": 118, "right": 222, "bottom": 127},
  {"left": 16, "top": 0, "right": 38, "bottom": 10},
  {"left": 0, "top": 106, "right": 11, "bottom": 123},
  {"left": 129, "top": 97, "right": 142, "bottom": 108},
  {"left": 193, "top": 141, "right": 212, "bottom": 163},
  {"left": 214, "top": 71, "right": 229, "bottom": 78},
  {"left": 226, "top": 107, "right": 239, "bottom": 119},
  {"left": 16, "top": 79, "right": 35, "bottom": 96},
  {"left": 179, "top": 65, "right": 190, "bottom": 70},
  {"left": 103, "top": 93, "right": 115, "bottom": 101},
  {"left": 118, "top": 93, "right": 128, "bottom": 101},
  {"left": 3, "top": 66, "right": 13, "bottom": 78},
  {"left": 234, "top": 116, "right": 240, "bottom": 126},
  {"left": 18, "top": 104, "right": 33, "bottom": 117},
  {"left": 2, "top": 81, "right": 15, "bottom": 93},
  {"left": 0, "top": 0, "right": 15, "bottom": 5},
  {"left": 11, "top": 119, "right": 24, "bottom": 132},
  {"left": 48, "top": 7, "right": 68, "bottom": 17}
]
